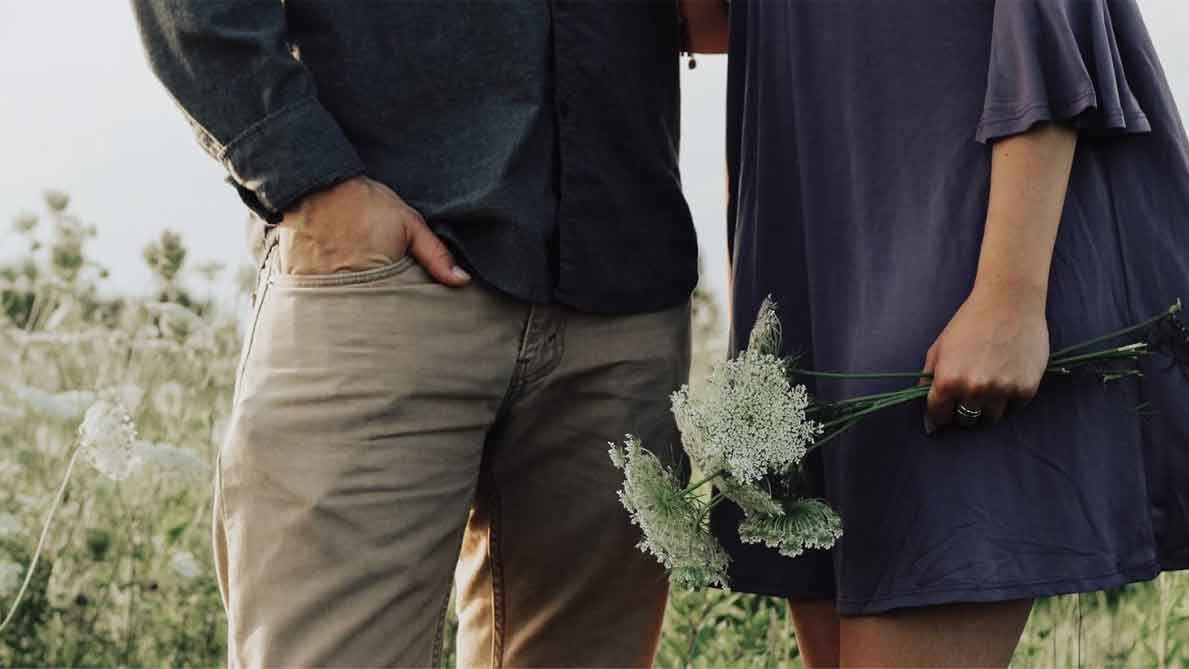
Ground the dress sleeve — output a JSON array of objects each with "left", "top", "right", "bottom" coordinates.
[{"left": 975, "top": 0, "right": 1152, "bottom": 144}]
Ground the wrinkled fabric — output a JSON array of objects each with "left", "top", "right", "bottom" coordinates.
[
  {"left": 716, "top": 0, "right": 1189, "bottom": 614},
  {"left": 131, "top": 0, "right": 697, "bottom": 314}
]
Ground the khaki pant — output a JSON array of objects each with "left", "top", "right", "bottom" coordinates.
[{"left": 213, "top": 235, "right": 690, "bottom": 667}]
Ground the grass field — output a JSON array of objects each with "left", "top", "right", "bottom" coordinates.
[{"left": 1, "top": 200, "right": 1186, "bottom": 667}]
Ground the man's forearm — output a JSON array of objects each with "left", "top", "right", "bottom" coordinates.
[
  {"left": 131, "top": 0, "right": 364, "bottom": 221},
  {"left": 974, "top": 123, "right": 1078, "bottom": 302}
]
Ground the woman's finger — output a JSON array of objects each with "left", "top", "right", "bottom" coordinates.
[
  {"left": 926, "top": 370, "right": 959, "bottom": 432},
  {"left": 982, "top": 395, "right": 1010, "bottom": 424}
]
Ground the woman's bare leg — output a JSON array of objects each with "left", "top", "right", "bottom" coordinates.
[
  {"left": 839, "top": 599, "right": 1033, "bottom": 668},
  {"left": 788, "top": 599, "right": 842, "bottom": 668}
]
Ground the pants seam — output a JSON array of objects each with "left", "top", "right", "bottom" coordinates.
[
  {"left": 431, "top": 582, "right": 452, "bottom": 667},
  {"left": 494, "top": 305, "right": 536, "bottom": 419},
  {"left": 489, "top": 477, "right": 506, "bottom": 668}
]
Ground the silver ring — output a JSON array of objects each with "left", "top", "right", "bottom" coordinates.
[{"left": 956, "top": 403, "right": 983, "bottom": 427}]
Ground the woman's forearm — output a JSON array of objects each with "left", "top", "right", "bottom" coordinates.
[
  {"left": 679, "top": 0, "right": 729, "bottom": 53},
  {"left": 975, "top": 123, "right": 1078, "bottom": 303}
]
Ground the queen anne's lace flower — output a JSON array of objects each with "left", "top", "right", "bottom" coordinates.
[
  {"left": 0, "top": 513, "right": 23, "bottom": 538},
  {"left": 151, "top": 382, "right": 186, "bottom": 418},
  {"left": 132, "top": 441, "right": 209, "bottom": 481},
  {"left": 738, "top": 498, "right": 843, "bottom": 558},
  {"left": 77, "top": 400, "right": 139, "bottom": 481},
  {"left": 100, "top": 385, "right": 145, "bottom": 413},
  {"left": 716, "top": 475, "right": 784, "bottom": 517},
  {"left": 145, "top": 302, "right": 202, "bottom": 340},
  {"left": 609, "top": 436, "right": 730, "bottom": 589},
  {"left": 672, "top": 348, "right": 821, "bottom": 484},
  {"left": 9, "top": 384, "right": 96, "bottom": 422},
  {"left": 747, "top": 296, "right": 784, "bottom": 356},
  {"left": 0, "top": 561, "right": 22, "bottom": 599},
  {"left": 170, "top": 551, "right": 201, "bottom": 580}
]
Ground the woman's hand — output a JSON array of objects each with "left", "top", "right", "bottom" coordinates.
[
  {"left": 922, "top": 122, "right": 1076, "bottom": 433},
  {"left": 923, "top": 283, "right": 1050, "bottom": 431}
]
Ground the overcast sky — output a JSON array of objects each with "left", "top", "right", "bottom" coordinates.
[{"left": 2, "top": 2, "right": 1188, "bottom": 318}]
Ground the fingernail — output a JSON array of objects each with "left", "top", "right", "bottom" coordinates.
[
  {"left": 923, "top": 415, "right": 936, "bottom": 437},
  {"left": 450, "top": 266, "right": 471, "bottom": 281}
]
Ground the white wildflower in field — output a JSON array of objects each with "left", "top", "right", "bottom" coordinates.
[
  {"left": 0, "top": 461, "right": 23, "bottom": 480},
  {"left": 45, "top": 561, "right": 75, "bottom": 609},
  {"left": 10, "top": 384, "right": 97, "bottom": 422},
  {"left": 671, "top": 349, "right": 821, "bottom": 484},
  {"left": 170, "top": 551, "right": 201, "bottom": 580},
  {"left": 145, "top": 302, "right": 202, "bottom": 340},
  {"left": 0, "top": 513, "right": 23, "bottom": 538},
  {"left": 0, "top": 562, "right": 22, "bottom": 599},
  {"left": 738, "top": 499, "right": 844, "bottom": 559},
  {"left": 100, "top": 385, "right": 145, "bottom": 413},
  {"left": 609, "top": 436, "right": 730, "bottom": 589},
  {"left": 131, "top": 441, "right": 209, "bottom": 481},
  {"left": 78, "top": 400, "right": 140, "bottom": 481},
  {"left": 151, "top": 382, "right": 186, "bottom": 418},
  {"left": 14, "top": 494, "right": 43, "bottom": 513},
  {"left": 34, "top": 425, "right": 67, "bottom": 458}
]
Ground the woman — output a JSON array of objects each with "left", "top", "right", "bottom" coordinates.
[{"left": 704, "top": 1, "right": 1189, "bottom": 666}]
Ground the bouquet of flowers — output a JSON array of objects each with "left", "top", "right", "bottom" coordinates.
[{"left": 610, "top": 297, "right": 1188, "bottom": 590}]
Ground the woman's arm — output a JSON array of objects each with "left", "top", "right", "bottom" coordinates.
[
  {"left": 924, "top": 123, "right": 1078, "bottom": 430},
  {"left": 679, "top": 0, "right": 729, "bottom": 53}
]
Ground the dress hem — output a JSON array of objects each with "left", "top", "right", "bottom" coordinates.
[
  {"left": 835, "top": 558, "right": 1189, "bottom": 616},
  {"left": 726, "top": 557, "right": 1189, "bottom": 615}
]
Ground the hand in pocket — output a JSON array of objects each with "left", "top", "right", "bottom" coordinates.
[{"left": 277, "top": 176, "right": 472, "bottom": 286}]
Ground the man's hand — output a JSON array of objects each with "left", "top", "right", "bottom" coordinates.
[{"left": 276, "top": 176, "right": 471, "bottom": 286}]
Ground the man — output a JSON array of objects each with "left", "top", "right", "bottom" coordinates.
[{"left": 131, "top": 1, "right": 719, "bottom": 666}]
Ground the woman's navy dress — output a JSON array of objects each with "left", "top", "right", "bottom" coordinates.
[{"left": 715, "top": 0, "right": 1189, "bottom": 614}]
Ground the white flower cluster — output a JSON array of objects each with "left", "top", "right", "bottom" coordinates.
[
  {"left": 747, "top": 296, "right": 784, "bottom": 356},
  {"left": 0, "top": 513, "right": 23, "bottom": 538},
  {"left": 7, "top": 383, "right": 96, "bottom": 422},
  {"left": 132, "top": 441, "right": 209, "bottom": 481},
  {"left": 609, "top": 436, "right": 729, "bottom": 589},
  {"left": 0, "top": 561, "right": 22, "bottom": 599},
  {"left": 672, "top": 348, "right": 821, "bottom": 484},
  {"left": 78, "top": 400, "right": 139, "bottom": 481},
  {"left": 170, "top": 551, "right": 202, "bottom": 580},
  {"left": 738, "top": 498, "right": 844, "bottom": 559},
  {"left": 612, "top": 298, "right": 845, "bottom": 590}
]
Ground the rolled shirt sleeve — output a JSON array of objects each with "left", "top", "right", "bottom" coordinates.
[
  {"left": 131, "top": 0, "right": 366, "bottom": 222},
  {"left": 976, "top": 0, "right": 1152, "bottom": 144}
]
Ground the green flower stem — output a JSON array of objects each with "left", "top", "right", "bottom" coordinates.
[
  {"left": 810, "top": 385, "right": 934, "bottom": 412},
  {"left": 792, "top": 369, "right": 932, "bottom": 381},
  {"left": 818, "top": 386, "right": 930, "bottom": 431},
  {"left": 683, "top": 469, "right": 726, "bottom": 495},
  {"left": 695, "top": 492, "right": 728, "bottom": 527},
  {"left": 0, "top": 443, "right": 82, "bottom": 634},
  {"left": 789, "top": 301, "right": 1180, "bottom": 384},
  {"left": 1050, "top": 300, "right": 1181, "bottom": 358},
  {"left": 807, "top": 418, "right": 862, "bottom": 454},
  {"left": 1047, "top": 343, "right": 1150, "bottom": 369}
]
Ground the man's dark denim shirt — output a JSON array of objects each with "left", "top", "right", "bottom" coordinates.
[{"left": 132, "top": 1, "right": 698, "bottom": 314}]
